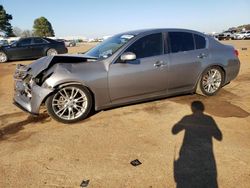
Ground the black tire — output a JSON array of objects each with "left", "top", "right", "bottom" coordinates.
[
  {"left": 45, "top": 85, "right": 93, "bottom": 123},
  {"left": 196, "top": 66, "right": 224, "bottom": 96},
  {"left": 0, "top": 51, "right": 8, "bottom": 63}
]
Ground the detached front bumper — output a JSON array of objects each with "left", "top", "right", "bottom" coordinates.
[{"left": 13, "top": 64, "right": 53, "bottom": 115}]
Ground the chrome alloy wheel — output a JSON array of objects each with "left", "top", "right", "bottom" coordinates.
[
  {"left": 202, "top": 68, "right": 222, "bottom": 94},
  {"left": 47, "top": 48, "right": 58, "bottom": 56},
  {"left": 0, "top": 52, "right": 7, "bottom": 63},
  {"left": 52, "top": 87, "right": 88, "bottom": 120}
]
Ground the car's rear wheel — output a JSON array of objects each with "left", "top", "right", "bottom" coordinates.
[
  {"left": 196, "top": 66, "right": 224, "bottom": 96},
  {"left": 0, "top": 51, "right": 8, "bottom": 63},
  {"left": 46, "top": 85, "right": 92, "bottom": 123},
  {"left": 47, "top": 48, "right": 58, "bottom": 56}
]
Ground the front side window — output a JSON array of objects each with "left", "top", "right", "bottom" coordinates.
[
  {"left": 18, "top": 38, "right": 32, "bottom": 46},
  {"left": 169, "top": 32, "right": 194, "bottom": 53},
  {"left": 85, "top": 34, "right": 135, "bottom": 59},
  {"left": 125, "top": 33, "right": 163, "bottom": 59},
  {"left": 194, "top": 34, "right": 206, "bottom": 49}
]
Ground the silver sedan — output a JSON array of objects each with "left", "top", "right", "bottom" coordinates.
[{"left": 13, "top": 29, "right": 240, "bottom": 123}]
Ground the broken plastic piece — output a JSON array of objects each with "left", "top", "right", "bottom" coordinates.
[
  {"left": 80, "top": 179, "right": 90, "bottom": 187},
  {"left": 130, "top": 159, "right": 142, "bottom": 166}
]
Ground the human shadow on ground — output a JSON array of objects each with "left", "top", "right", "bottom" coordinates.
[{"left": 172, "top": 101, "right": 222, "bottom": 188}]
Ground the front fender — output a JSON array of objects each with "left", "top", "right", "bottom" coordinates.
[{"left": 41, "top": 63, "right": 110, "bottom": 110}]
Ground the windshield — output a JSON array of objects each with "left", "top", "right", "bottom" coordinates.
[{"left": 85, "top": 34, "right": 135, "bottom": 59}]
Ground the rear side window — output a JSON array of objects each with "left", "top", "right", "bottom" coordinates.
[
  {"left": 169, "top": 32, "right": 194, "bottom": 53},
  {"left": 33, "top": 38, "right": 48, "bottom": 44},
  {"left": 126, "top": 33, "right": 163, "bottom": 59},
  {"left": 194, "top": 34, "right": 206, "bottom": 49}
]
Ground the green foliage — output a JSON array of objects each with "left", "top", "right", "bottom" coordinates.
[
  {"left": 33, "top": 17, "right": 55, "bottom": 37},
  {"left": 228, "top": 24, "right": 250, "bottom": 32},
  {"left": 0, "top": 5, "right": 14, "bottom": 37},
  {"left": 237, "top": 24, "right": 250, "bottom": 31}
]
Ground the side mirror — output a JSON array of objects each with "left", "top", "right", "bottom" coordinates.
[{"left": 120, "top": 52, "right": 136, "bottom": 62}]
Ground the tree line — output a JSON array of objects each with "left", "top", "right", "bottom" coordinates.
[{"left": 0, "top": 5, "right": 54, "bottom": 37}]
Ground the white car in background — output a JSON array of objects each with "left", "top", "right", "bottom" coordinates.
[
  {"left": 245, "top": 34, "right": 250, "bottom": 40},
  {"left": 234, "top": 31, "right": 250, "bottom": 40}
]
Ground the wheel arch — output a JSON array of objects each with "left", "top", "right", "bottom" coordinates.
[
  {"left": 0, "top": 50, "right": 9, "bottom": 62},
  {"left": 42, "top": 81, "right": 96, "bottom": 109},
  {"left": 194, "top": 64, "right": 226, "bottom": 92}
]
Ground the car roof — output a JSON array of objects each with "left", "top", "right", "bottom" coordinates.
[{"left": 118, "top": 28, "right": 206, "bottom": 36}]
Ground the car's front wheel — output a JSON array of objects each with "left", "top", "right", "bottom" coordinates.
[
  {"left": 0, "top": 51, "right": 8, "bottom": 63},
  {"left": 46, "top": 85, "right": 92, "bottom": 123},
  {"left": 47, "top": 48, "right": 58, "bottom": 56},
  {"left": 196, "top": 66, "right": 224, "bottom": 96}
]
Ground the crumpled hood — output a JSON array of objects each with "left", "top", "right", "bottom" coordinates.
[{"left": 27, "top": 54, "right": 97, "bottom": 77}]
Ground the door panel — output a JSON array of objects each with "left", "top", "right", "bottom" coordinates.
[
  {"left": 167, "top": 31, "right": 208, "bottom": 94},
  {"left": 168, "top": 49, "right": 208, "bottom": 93},
  {"left": 8, "top": 38, "right": 33, "bottom": 59},
  {"left": 31, "top": 44, "right": 46, "bottom": 57},
  {"left": 31, "top": 38, "right": 48, "bottom": 57},
  {"left": 108, "top": 54, "right": 169, "bottom": 102},
  {"left": 8, "top": 46, "right": 33, "bottom": 59}
]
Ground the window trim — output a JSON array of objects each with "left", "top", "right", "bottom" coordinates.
[
  {"left": 31, "top": 38, "right": 49, "bottom": 45},
  {"left": 193, "top": 33, "right": 207, "bottom": 50},
  {"left": 168, "top": 31, "right": 196, "bottom": 54},
  {"left": 165, "top": 31, "right": 209, "bottom": 54},
  {"left": 18, "top": 38, "right": 32, "bottom": 47},
  {"left": 163, "top": 32, "right": 170, "bottom": 54}
]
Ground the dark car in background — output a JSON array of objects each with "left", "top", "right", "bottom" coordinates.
[{"left": 0, "top": 37, "right": 68, "bottom": 63}]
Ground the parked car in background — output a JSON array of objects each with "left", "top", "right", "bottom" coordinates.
[
  {"left": 217, "top": 30, "right": 235, "bottom": 40},
  {"left": 13, "top": 28, "right": 240, "bottom": 123},
  {"left": 0, "top": 39, "right": 8, "bottom": 46},
  {"left": 57, "top": 39, "right": 76, "bottom": 47},
  {"left": 0, "top": 37, "right": 68, "bottom": 63},
  {"left": 234, "top": 31, "right": 250, "bottom": 40},
  {"left": 64, "top": 40, "right": 76, "bottom": 47},
  {"left": 244, "top": 34, "right": 250, "bottom": 40}
]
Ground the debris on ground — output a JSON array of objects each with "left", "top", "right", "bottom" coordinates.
[
  {"left": 80, "top": 179, "right": 90, "bottom": 187},
  {"left": 130, "top": 159, "right": 142, "bottom": 166}
]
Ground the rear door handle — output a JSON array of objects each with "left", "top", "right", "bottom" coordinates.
[
  {"left": 197, "top": 53, "right": 207, "bottom": 59},
  {"left": 154, "top": 61, "right": 165, "bottom": 67}
]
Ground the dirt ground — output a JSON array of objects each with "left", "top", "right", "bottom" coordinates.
[{"left": 0, "top": 40, "right": 249, "bottom": 188}]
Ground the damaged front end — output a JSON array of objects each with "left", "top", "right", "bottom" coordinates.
[
  {"left": 13, "top": 55, "right": 97, "bottom": 115},
  {"left": 13, "top": 64, "right": 54, "bottom": 115}
]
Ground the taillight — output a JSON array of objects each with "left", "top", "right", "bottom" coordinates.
[{"left": 234, "top": 49, "right": 239, "bottom": 57}]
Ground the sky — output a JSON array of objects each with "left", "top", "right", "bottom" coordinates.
[{"left": 1, "top": 0, "right": 250, "bottom": 38}]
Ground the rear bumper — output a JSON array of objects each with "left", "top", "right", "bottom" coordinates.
[
  {"left": 225, "top": 59, "right": 240, "bottom": 83},
  {"left": 59, "top": 47, "right": 68, "bottom": 54}
]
